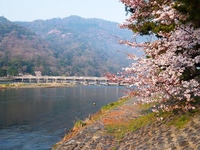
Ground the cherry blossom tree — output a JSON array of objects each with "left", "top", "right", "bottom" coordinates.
[{"left": 107, "top": 0, "right": 200, "bottom": 111}]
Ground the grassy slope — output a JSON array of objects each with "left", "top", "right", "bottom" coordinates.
[{"left": 54, "top": 96, "right": 200, "bottom": 149}]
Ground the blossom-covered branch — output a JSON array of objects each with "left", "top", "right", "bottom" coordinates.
[{"left": 107, "top": 0, "right": 200, "bottom": 111}]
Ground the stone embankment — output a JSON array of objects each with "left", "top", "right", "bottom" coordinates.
[{"left": 54, "top": 98, "right": 200, "bottom": 150}]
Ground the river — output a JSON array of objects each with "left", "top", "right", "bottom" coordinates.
[{"left": 0, "top": 85, "right": 125, "bottom": 150}]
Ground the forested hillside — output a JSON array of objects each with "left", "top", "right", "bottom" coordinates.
[
  {"left": 0, "top": 16, "right": 140, "bottom": 76},
  {"left": 0, "top": 17, "right": 59, "bottom": 76}
]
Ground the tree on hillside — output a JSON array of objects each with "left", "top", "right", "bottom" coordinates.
[{"left": 107, "top": 0, "right": 200, "bottom": 111}]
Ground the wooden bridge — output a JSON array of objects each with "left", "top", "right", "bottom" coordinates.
[{"left": 12, "top": 76, "right": 124, "bottom": 86}]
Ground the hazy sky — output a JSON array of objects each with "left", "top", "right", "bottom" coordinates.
[{"left": 0, "top": 0, "right": 128, "bottom": 23}]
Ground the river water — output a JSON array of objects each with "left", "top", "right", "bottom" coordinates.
[{"left": 0, "top": 85, "right": 125, "bottom": 150}]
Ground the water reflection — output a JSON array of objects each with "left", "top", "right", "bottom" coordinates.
[{"left": 0, "top": 85, "right": 125, "bottom": 150}]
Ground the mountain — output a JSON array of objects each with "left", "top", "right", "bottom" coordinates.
[
  {"left": 0, "top": 16, "right": 139, "bottom": 76},
  {"left": 0, "top": 17, "right": 59, "bottom": 76}
]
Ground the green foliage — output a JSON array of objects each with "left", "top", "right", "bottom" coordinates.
[
  {"left": 105, "top": 98, "right": 200, "bottom": 139},
  {"left": 125, "top": 0, "right": 199, "bottom": 36},
  {"left": 174, "top": 0, "right": 200, "bottom": 27},
  {"left": 101, "top": 97, "right": 129, "bottom": 111},
  {"left": 101, "top": 102, "right": 116, "bottom": 110},
  {"left": 125, "top": 0, "right": 177, "bottom": 36},
  {"left": 129, "top": 21, "right": 176, "bottom": 36},
  {"left": 73, "top": 119, "right": 86, "bottom": 130},
  {"left": 168, "top": 114, "right": 190, "bottom": 128},
  {"left": 130, "top": 113, "right": 157, "bottom": 131},
  {"left": 105, "top": 112, "right": 157, "bottom": 139},
  {"left": 7, "top": 66, "right": 18, "bottom": 76},
  {"left": 0, "top": 58, "right": 36, "bottom": 76}
]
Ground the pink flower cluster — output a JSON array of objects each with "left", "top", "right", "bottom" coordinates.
[{"left": 108, "top": 0, "right": 200, "bottom": 111}]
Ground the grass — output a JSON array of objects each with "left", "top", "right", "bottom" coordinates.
[
  {"left": 73, "top": 119, "right": 87, "bottom": 131},
  {"left": 101, "top": 96, "right": 129, "bottom": 111},
  {"left": 104, "top": 100, "right": 158, "bottom": 139},
  {"left": 168, "top": 114, "right": 190, "bottom": 128},
  {"left": 88, "top": 96, "right": 131, "bottom": 125},
  {"left": 167, "top": 97, "right": 200, "bottom": 128},
  {"left": 105, "top": 97, "right": 200, "bottom": 139},
  {"left": 167, "top": 107, "right": 199, "bottom": 128},
  {"left": 105, "top": 112, "right": 157, "bottom": 139},
  {"left": 88, "top": 96, "right": 131, "bottom": 124},
  {"left": 0, "top": 83, "right": 26, "bottom": 88}
]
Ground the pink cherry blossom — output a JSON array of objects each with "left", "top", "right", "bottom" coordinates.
[{"left": 107, "top": 0, "right": 200, "bottom": 111}]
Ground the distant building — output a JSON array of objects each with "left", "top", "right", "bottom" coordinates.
[
  {"left": 34, "top": 71, "right": 42, "bottom": 76},
  {"left": 18, "top": 73, "right": 23, "bottom": 76}
]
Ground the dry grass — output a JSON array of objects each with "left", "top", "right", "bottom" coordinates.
[{"left": 0, "top": 83, "right": 73, "bottom": 89}]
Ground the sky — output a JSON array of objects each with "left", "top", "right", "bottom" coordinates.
[{"left": 0, "top": 0, "right": 128, "bottom": 23}]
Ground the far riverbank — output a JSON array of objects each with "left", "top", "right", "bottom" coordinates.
[{"left": 0, "top": 82, "right": 74, "bottom": 89}]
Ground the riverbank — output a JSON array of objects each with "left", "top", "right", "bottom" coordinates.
[
  {"left": 0, "top": 82, "right": 74, "bottom": 89},
  {"left": 53, "top": 97, "right": 200, "bottom": 150}
]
